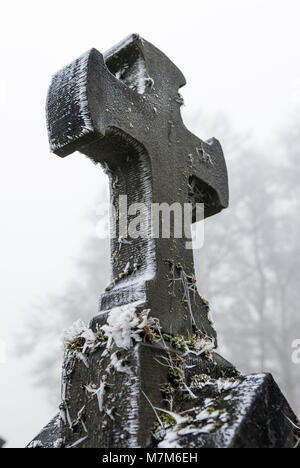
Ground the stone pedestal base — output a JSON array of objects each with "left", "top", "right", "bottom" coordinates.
[{"left": 27, "top": 342, "right": 298, "bottom": 448}]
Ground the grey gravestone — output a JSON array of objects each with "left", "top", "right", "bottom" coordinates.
[{"left": 27, "top": 35, "right": 298, "bottom": 448}]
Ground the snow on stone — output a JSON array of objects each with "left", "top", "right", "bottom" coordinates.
[
  {"left": 204, "top": 398, "right": 215, "bottom": 407},
  {"left": 95, "top": 379, "right": 106, "bottom": 413},
  {"left": 101, "top": 349, "right": 109, "bottom": 358},
  {"left": 207, "top": 310, "right": 216, "bottom": 331},
  {"left": 156, "top": 408, "right": 190, "bottom": 426},
  {"left": 177, "top": 423, "right": 216, "bottom": 437},
  {"left": 191, "top": 375, "right": 241, "bottom": 393},
  {"left": 75, "top": 351, "right": 89, "bottom": 368},
  {"left": 47, "top": 51, "right": 93, "bottom": 152},
  {"left": 182, "top": 382, "right": 197, "bottom": 400},
  {"left": 156, "top": 382, "right": 237, "bottom": 448},
  {"left": 195, "top": 336, "right": 215, "bottom": 354},
  {"left": 158, "top": 428, "right": 182, "bottom": 449},
  {"left": 196, "top": 423, "right": 216, "bottom": 434},
  {"left": 157, "top": 407, "right": 219, "bottom": 448},
  {"left": 101, "top": 305, "right": 154, "bottom": 350},
  {"left": 28, "top": 440, "right": 43, "bottom": 449},
  {"left": 211, "top": 374, "right": 266, "bottom": 446},
  {"left": 195, "top": 408, "right": 220, "bottom": 422},
  {"left": 86, "top": 378, "right": 107, "bottom": 413},
  {"left": 224, "top": 394, "right": 233, "bottom": 401},
  {"left": 188, "top": 335, "right": 215, "bottom": 357},
  {"left": 217, "top": 378, "right": 241, "bottom": 393},
  {"left": 104, "top": 34, "right": 135, "bottom": 61},
  {"left": 109, "top": 351, "right": 132, "bottom": 375},
  {"left": 63, "top": 319, "right": 95, "bottom": 351},
  {"left": 126, "top": 347, "right": 141, "bottom": 448}
]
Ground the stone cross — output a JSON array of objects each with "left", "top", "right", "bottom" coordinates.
[
  {"left": 47, "top": 34, "right": 228, "bottom": 340},
  {"left": 27, "top": 35, "right": 297, "bottom": 450}
]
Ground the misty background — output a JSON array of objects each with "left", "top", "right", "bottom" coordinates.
[{"left": 0, "top": 0, "right": 300, "bottom": 447}]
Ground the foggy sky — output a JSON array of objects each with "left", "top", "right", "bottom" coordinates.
[{"left": 1, "top": 0, "right": 300, "bottom": 447}]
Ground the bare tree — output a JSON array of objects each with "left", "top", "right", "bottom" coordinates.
[{"left": 195, "top": 135, "right": 300, "bottom": 413}]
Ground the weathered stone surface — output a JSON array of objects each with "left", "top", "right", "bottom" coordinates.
[
  {"left": 29, "top": 342, "right": 298, "bottom": 449},
  {"left": 56, "top": 342, "right": 239, "bottom": 449},
  {"left": 151, "top": 373, "right": 298, "bottom": 448},
  {"left": 26, "top": 415, "right": 61, "bottom": 448}
]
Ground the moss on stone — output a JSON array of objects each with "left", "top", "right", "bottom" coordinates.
[
  {"left": 160, "top": 383, "right": 175, "bottom": 399},
  {"left": 172, "top": 336, "right": 189, "bottom": 353},
  {"left": 66, "top": 337, "right": 86, "bottom": 353},
  {"left": 94, "top": 328, "right": 108, "bottom": 344},
  {"left": 152, "top": 412, "right": 177, "bottom": 439},
  {"left": 168, "top": 366, "right": 184, "bottom": 387}
]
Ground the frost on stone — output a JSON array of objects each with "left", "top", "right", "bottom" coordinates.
[
  {"left": 47, "top": 51, "right": 94, "bottom": 153},
  {"left": 153, "top": 374, "right": 277, "bottom": 448},
  {"left": 84, "top": 348, "right": 137, "bottom": 418},
  {"left": 101, "top": 305, "right": 156, "bottom": 350},
  {"left": 207, "top": 310, "right": 216, "bottom": 331},
  {"left": 109, "top": 351, "right": 133, "bottom": 375},
  {"left": 64, "top": 319, "right": 95, "bottom": 350},
  {"left": 217, "top": 378, "right": 241, "bottom": 393},
  {"left": 86, "top": 378, "right": 107, "bottom": 413},
  {"left": 159, "top": 330, "right": 215, "bottom": 358},
  {"left": 104, "top": 34, "right": 150, "bottom": 94},
  {"left": 63, "top": 319, "right": 107, "bottom": 361},
  {"left": 190, "top": 375, "right": 241, "bottom": 393},
  {"left": 152, "top": 409, "right": 190, "bottom": 448},
  {"left": 27, "top": 440, "right": 43, "bottom": 448},
  {"left": 155, "top": 403, "right": 229, "bottom": 448},
  {"left": 195, "top": 408, "right": 220, "bottom": 422},
  {"left": 190, "top": 335, "right": 215, "bottom": 357},
  {"left": 158, "top": 428, "right": 183, "bottom": 449}
]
